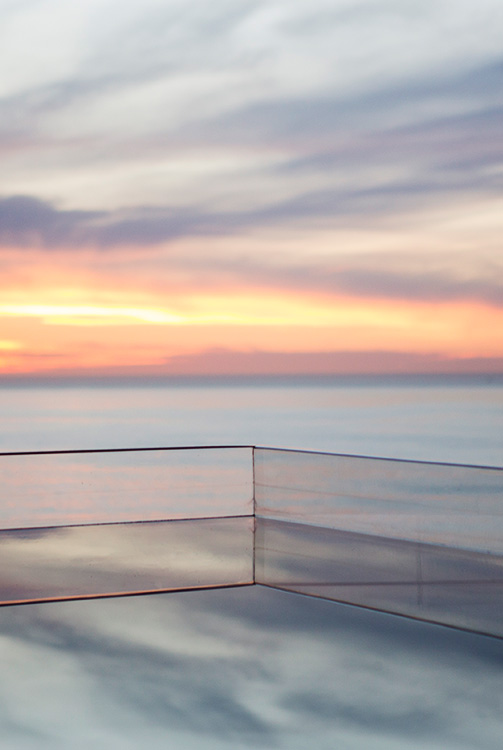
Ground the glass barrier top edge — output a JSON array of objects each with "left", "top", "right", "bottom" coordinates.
[
  {"left": 253, "top": 446, "right": 503, "bottom": 472},
  {"left": 0, "top": 445, "right": 500, "bottom": 471},
  {"left": 0, "top": 445, "right": 255, "bottom": 457}
]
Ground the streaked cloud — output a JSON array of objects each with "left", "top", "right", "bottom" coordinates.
[{"left": 161, "top": 348, "right": 503, "bottom": 377}]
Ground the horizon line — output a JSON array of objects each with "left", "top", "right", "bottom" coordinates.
[{"left": 1, "top": 372, "right": 502, "bottom": 387}]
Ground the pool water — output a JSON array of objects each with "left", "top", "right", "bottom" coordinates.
[{"left": 1, "top": 584, "right": 501, "bottom": 749}]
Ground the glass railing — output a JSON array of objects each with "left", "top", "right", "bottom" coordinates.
[
  {"left": 1, "top": 445, "right": 502, "bottom": 637},
  {"left": 0, "top": 445, "right": 253, "bottom": 528},
  {"left": 254, "top": 447, "right": 503, "bottom": 637},
  {"left": 0, "top": 446, "right": 254, "bottom": 603},
  {"left": 254, "top": 447, "right": 503, "bottom": 552}
]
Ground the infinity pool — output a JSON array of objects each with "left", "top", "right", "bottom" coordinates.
[
  {"left": 1, "top": 446, "right": 501, "bottom": 747},
  {"left": 1, "top": 584, "right": 501, "bottom": 749}
]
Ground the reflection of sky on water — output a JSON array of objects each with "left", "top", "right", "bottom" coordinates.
[{"left": 0, "top": 586, "right": 501, "bottom": 749}]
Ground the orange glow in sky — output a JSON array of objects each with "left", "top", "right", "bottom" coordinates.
[{"left": 1, "top": 278, "right": 502, "bottom": 377}]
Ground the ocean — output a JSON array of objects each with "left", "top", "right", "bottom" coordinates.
[{"left": 1, "top": 376, "right": 501, "bottom": 466}]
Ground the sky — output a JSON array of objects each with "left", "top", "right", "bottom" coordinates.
[{"left": 1, "top": 0, "right": 502, "bottom": 378}]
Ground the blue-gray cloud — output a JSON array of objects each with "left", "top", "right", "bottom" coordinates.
[
  {"left": 193, "top": 58, "right": 503, "bottom": 142},
  {"left": 322, "top": 267, "right": 503, "bottom": 307},
  {"left": 0, "top": 196, "right": 102, "bottom": 246}
]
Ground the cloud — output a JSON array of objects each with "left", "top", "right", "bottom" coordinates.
[
  {"left": 161, "top": 349, "right": 503, "bottom": 377},
  {"left": 0, "top": 195, "right": 255, "bottom": 248},
  {"left": 2, "top": 193, "right": 502, "bottom": 309},
  {"left": 194, "top": 58, "right": 503, "bottom": 144},
  {"left": 0, "top": 0, "right": 263, "bottom": 142},
  {"left": 1, "top": 3, "right": 502, "bottom": 216},
  {"left": 0, "top": 196, "right": 102, "bottom": 247},
  {"left": 274, "top": 103, "right": 503, "bottom": 189},
  {"left": 327, "top": 267, "right": 503, "bottom": 307}
]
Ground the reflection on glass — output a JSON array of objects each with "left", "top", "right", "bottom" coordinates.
[
  {"left": 255, "top": 518, "right": 503, "bottom": 637},
  {"left": 0, "top": 447, "right": 253, "bottom": 529},
  {"left": 254, "top": 447, "right": 503, "bottom": 553},
  {"left": 0, "top": 586, "right": 501, "bottom": 749},
  {"left": 0, "top": 517, "right": 253, "bottom": 604}
]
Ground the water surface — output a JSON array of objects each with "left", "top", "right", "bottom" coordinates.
[
  {"left": 1, "top": 377, "right": 502, "bottom": 465},
  {"left": 0, "top": 585, "right": 501, "bottom": 749}
]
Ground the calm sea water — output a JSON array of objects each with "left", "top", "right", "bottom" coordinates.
[{"left": 1, "top": 377, "right": 502, "bottom": 467}]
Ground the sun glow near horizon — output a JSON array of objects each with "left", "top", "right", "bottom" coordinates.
[{"left": 0, "top": 285, "right": 502, "bottom": 377}]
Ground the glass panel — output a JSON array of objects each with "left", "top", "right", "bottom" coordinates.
[
  {"left": 0, "top": 586, "right": 501, "bottom": 749},
  {"left": 255, "top": 518, "right": 503, "bottom": 638},
  {"left": 0, "top": 447, "right": 253, "bottom": 529},
  {"left": 254, "top": 448, "right": 503, "bottom": 553},
  {"left": 0, "top": 516, "right": 253, "bottom": 604}
]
